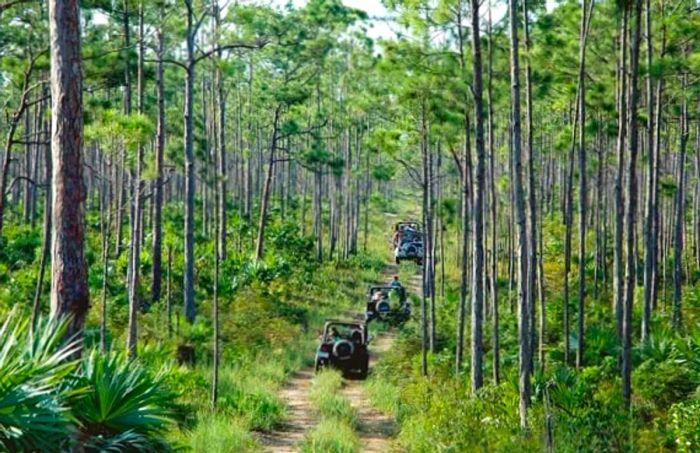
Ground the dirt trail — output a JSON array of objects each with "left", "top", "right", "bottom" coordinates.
[
  {"left": 341, "top": 332, "right": 397, "bottom": 452},
  {"left": 260, "top": 332, "right": 398, "bottom": 453},
  {"left": 261, "top": 264, "right": 418, "bottom": 452},
  {"left": 259, "top": 369, "right": 317, "bottom": 452}
]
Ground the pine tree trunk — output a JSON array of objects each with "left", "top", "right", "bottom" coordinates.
[
  {"left": 48, "top": 0, "right": 90, "bottom": 343},
  {"left": 151, "top": 28, "right": 165, "bottom": 304},
  {"left": 470, "top": 0, "right": 486, "bottom": 392},
  {"left": 183, "top": 0, "right": 196, "bottom": 323},
  {"left": 508, "top": 0, "right": 531, "bottom": 429},
  {"left": 622, "top": 0, "right": 643, "bottom": 410}
]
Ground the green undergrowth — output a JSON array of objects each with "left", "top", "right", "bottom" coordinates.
[{"left": 0, "top": 202, "right": 387, "bottom": 451}]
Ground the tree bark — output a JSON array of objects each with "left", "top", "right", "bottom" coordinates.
[
  {"left": 470, "top": 0, "right": 485, "bottom": 392},
  {"left": 48, "top": 0, "right": 90, "bottom": 343},
  {"left": 151, "top": 28, "right": 165, "bottom": 304},
  {"left": 622, "top": 0, "right": 643, "bottom": 410},
  {"left": 508, "top": 0, "right": 531, "bottom": 429},
  {"left": 183, "top": 0, "right": 196, "bottom": 323}
]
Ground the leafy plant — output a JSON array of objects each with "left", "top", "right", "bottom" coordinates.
[
  {"left": 0, "top": 312, "right": 80, "bottom": 452},
  {"left": 70, "top": 351, "right": 176, "bottom": 452}
]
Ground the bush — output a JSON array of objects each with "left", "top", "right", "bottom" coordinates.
[{"left": 668, "top": 399, "right": 700, "bottom": 453}]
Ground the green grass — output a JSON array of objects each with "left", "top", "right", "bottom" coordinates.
[
  {"left": 365, "top": 376, "right": 400, "bottom": 418},
  {"left": 178, "top": 411, "right": 259, "bottom": 453},
  {"left": 309, "top": 370, "right": 358, "bottom": 426},
  {"left": 301, "top": 419, "right": 360, "bottom": 453}
]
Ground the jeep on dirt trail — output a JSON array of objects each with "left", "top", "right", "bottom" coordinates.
[
  {"left": 365, "top": 285, "right": 411, "bottom": 325},
  {"left": 315, "top": 320, "right": 370, "bottom": 379},
  {"left": 393, "top": 221, "right": 424, "bottom": 266}
]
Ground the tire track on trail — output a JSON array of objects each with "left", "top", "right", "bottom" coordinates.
[
  {"left": 341, "top": 332, "right": 397, "bottom": 452},
  {"left": 260, "top": 265, "right": 418, "bottom": 452},
  {"left": 259, "top": 369, "right": 317, "bottom": 453}
]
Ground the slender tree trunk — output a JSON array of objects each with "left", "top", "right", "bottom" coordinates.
[
  {"left": 522, "top": 0, "right": 538, "bottom": 374},
  {"left": 673, "top": 68, "right": 689, "bottom": 331},
  {"left": 470, "top": 0, "right": 486, "bottom": 392},
  {"left": 420, "top": 99, "right": 429, "bottom": 378},
  {"left": 151, "top": 28, "right": 165, "bottom": 304},
  {"left": 622, "top": 0, "right": 643, "bottom": 410},
  {"left": 641, "top": 0, "right": 656, "bottom": 342},
  {"left": 99, "top": 153, "right": 111, "bottom": 353},
  {"left": 30, "top": 116, "right": 52, "bottom": 337},
  {"left": 508, "top": 0, "right": 531, "bottom": 429},
  {"left": 487, "top": 3, "right": 500, "bottom": 384},
  {"left": 255, "top": 106, "right": 281, "bottom": 260},
  {"left": 215, "top": 2, "right": 227, "bottom": 261},
  {"left": 576, "top": 0, "right": 594, "bottom": 370},
  {"left": 183, "top": 0, "right": 196, "bottom": 323},
  {"left": 127, "top": 1, "right": 145, "bottom": 359},
  {"left": 614, "top": 8, "right": 628, "bottom": 341}
]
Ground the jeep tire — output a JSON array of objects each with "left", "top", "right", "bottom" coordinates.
[{"left": 358, "top": 355, "right": 369, "bottom": 380}]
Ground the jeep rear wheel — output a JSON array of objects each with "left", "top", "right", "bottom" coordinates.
[{"left": 358, "top": 355, "right": 369, "bottom": 379}]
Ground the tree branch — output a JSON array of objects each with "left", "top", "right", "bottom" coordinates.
[{"left": 194, "top": 39, "right": 269, "bottom": 65}]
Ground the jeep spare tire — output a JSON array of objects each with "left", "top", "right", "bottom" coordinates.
[
  {"left": 333, "top": 340, "right": 354, "bottom": 359},
  {"left": 376, "top": 300, "right": 391, "bottom": 315}
]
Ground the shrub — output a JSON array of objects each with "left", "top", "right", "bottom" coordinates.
[{"left": 668, "top": 399, "right": 700, "bottom": 453}]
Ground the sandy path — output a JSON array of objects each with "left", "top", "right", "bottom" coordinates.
[
  {"left": 259, "top": 369, "right": 317, "bottom": 452},
  {"left": 341, "top": 332, "right": 397, "bottom": 452}
]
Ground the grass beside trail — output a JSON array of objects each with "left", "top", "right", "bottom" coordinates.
[{"left": 302, "top": 370, "right": 360, "bottom": 453}]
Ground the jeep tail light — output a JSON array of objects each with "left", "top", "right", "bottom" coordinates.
[{"left": 320, "top": 343, "right": 332, "bottom": 353}]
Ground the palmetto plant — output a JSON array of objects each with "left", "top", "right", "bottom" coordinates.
[
  {"left": 72, "top": 351, "right": 176, "bottom": 452},
  {"left": 0, "top": 312, "right": 80, "bottom": 452}
]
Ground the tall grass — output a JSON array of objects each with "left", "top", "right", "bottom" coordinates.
[
  {"left": 365, "top": 377, "right": 400, "bottom": 418},
  {"left": 303, "top": 370, "right": 360, "bottom": 453},
  {"left": 309, "top": 370, "right": 357, "bottom": 427},
  {"left": 179, "top": 411, "right": 258, "bottom": 452},
  {"left": 301, "top": 419, "right": 359, "bottom": 453}
]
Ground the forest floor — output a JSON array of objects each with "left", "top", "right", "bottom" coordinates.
[{"left": 259, "top": 265, "right": 416, "bottom": 452}]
